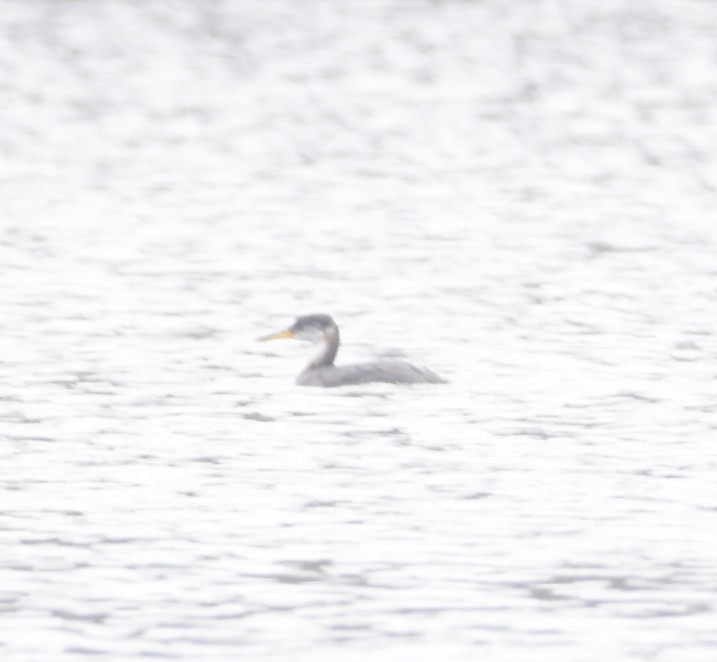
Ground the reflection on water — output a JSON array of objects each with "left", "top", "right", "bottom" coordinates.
[{"left": 2, "top": 1, "right": 717, "bottom": 660}]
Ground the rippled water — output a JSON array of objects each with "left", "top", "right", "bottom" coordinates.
[{"left": 3, "top": 1, "right": 717, "bottom": 660}]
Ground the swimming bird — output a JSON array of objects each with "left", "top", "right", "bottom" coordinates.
[{"left": 259, "top": 314, "right": 445, "bottom": 387}]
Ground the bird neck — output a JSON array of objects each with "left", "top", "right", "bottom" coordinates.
[{"left": 308, "top": 326, "right": 340, "bottom": 368}]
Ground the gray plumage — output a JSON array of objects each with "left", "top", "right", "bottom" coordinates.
[{"left": 260, "top": 314, "right": 445, "bottom": 388}]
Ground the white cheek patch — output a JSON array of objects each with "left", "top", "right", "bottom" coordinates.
[
  {"left": 295, "top": 326, "right": 324, "bottom": 343},
  {"left": 324, "top": 326, "right": 338, "bottom": 346}
]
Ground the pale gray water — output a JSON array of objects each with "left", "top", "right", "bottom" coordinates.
[{"left": 2, "top": 1, "right": 717, "bottom": 660}]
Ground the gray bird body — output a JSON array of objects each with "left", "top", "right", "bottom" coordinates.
[
  {"left": 260, "top": 314, "right": 445, "bottom": 388},
  {"left": 297, "top": 360, "right": 444, "bottom": 387}
]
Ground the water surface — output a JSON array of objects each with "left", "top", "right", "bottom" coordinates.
[{"left": 2, "top": 1, "right": 717, "bottom": 660}]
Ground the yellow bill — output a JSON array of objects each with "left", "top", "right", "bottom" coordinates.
[{"left": 258, "top": 329, "right": 294, "bottom": 342}]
